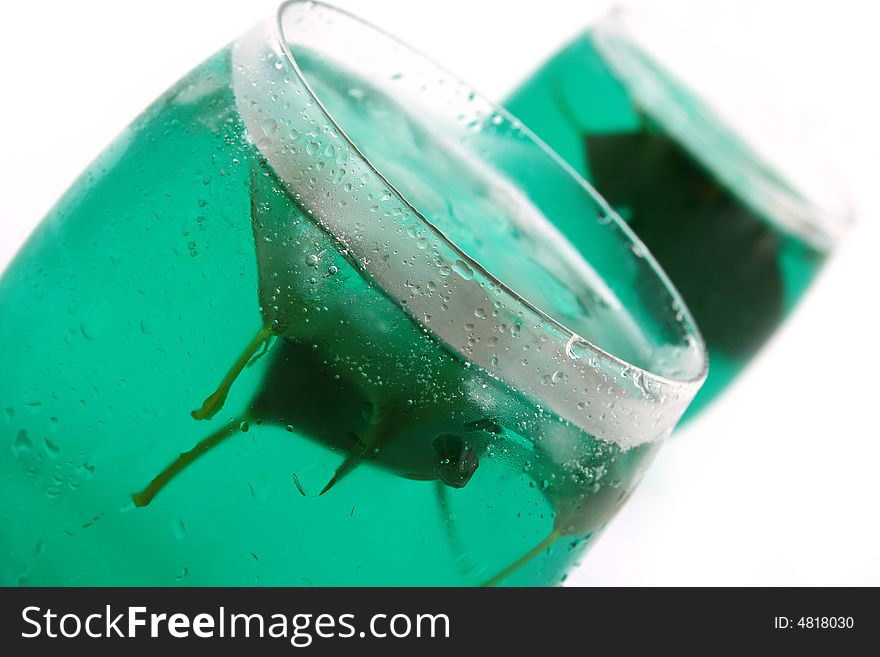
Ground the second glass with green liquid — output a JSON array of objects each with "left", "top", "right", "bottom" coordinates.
[{"left": 507, "top": 10, "right": 852, "bottom": 415}]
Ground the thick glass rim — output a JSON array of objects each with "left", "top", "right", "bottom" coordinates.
[
  {"left": 231, "top": 0, "right": 708, "bottom": 447},
  {"left": 592, "top": 6, "right": 855, "bottom": 252}
]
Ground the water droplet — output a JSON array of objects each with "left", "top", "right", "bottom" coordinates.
[
  {"left": 239, "top": 421, "right": 250, "bottom": 433},
  {"left": 13, "top": 429, "right": 32, "bottom": 457},
  {"left": 551, "top": 371, "right": 564, "bottom": 385},
  {"left": 260, "top": 118, "right": 278, "bottom": 136},
  {"left": 43, "top": 436, "right": 60, "bottom": 458},
  {"left": 140, "top": 309, "right": 166, "bottom": 335},
  {"left": 172, "top": 519, "right": 186, "bottom": 540},
  {"left": 79, "top": 300, "right": 113, "bottom": 340},
  {"left": 474, "top": 308, "right": 486, "bottom": 319},
  {"left": 631, "top": 370, "right": 648, "bottom": 396},
  {"left": 565, "top": 334, "right": 594, "bottom": 361},
  {"left": 327, "top": 265, "right": 338, "bottom": 275},
  {"left": 292, "top": 472, "right": 306, "bottom": 497},
  {"left": 452, "top": 259, "right": 474, "bottom": 281},
  {"left": 176, "top": 567, "right": 189, "bottom": 580}
]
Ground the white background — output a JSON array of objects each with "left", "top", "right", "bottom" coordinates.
[{"left": 1, "top": 0, "right": 878, "bottom": 585}]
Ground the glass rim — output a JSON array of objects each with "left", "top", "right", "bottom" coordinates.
[
  {"left": 233, "top": 0, "right": 708, "bottom": 445},
  {"left": 593, "top": 6, "right": 855, "bottom": 251}
]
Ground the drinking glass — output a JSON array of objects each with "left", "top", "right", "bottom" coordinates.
[
  {"left": 507, "top": 8, "right": 852, "bottom": 417},
  {"left": 0, "top": 0, "right": 706, "bottom": 586}
]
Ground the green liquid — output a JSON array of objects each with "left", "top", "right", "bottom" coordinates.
[
  {"left": 0, "top": 48, "right": 662, "bottom": 586},
  {"left": 507, "top": 33, "right": 826, "bottom": 415}
]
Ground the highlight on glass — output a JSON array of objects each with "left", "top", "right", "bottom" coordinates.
[
  {"left": 507, "top": 7, "right": 853, "bottom": 417},
  {"left": 0, "top": 1, "right": 706, "bottom": 586}
]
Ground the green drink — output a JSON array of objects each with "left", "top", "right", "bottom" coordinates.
[
  {"left": 0, "top": 1, "right": 705, "bottom": 586},
  {"left": 506, "top": 10, "right": 852, "bottom": 416}
]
